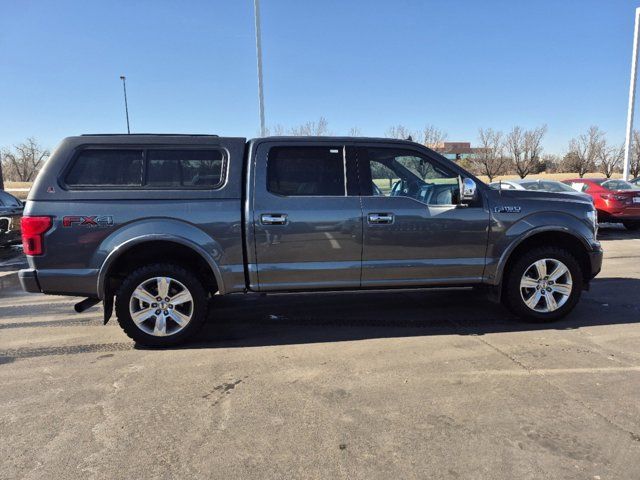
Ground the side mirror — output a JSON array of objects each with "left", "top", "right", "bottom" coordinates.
[{"left": 460, "top": 177, "right": 477, "bottom": 203}]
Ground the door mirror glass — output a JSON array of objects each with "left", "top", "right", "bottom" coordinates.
[{"left": 460, "top": 177, "right": 477, "bottom": 203}]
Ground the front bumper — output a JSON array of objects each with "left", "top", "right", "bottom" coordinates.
[
  {"left": 588, "top": 245, "right": 603, "bottom": 280},
  {"left": 19, "top": 269, "right": 41, "bottom": 293}
]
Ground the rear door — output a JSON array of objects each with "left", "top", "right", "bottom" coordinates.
[
  {"left": 251, "top": 141, "right": 362, "bottom": 291},
  {"left": 357, "top": 144, "right": 489, "bottom": 286}
]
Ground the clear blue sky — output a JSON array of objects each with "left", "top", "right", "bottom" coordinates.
[{"left": 0, "top": 0, "right": 638, "bottom": 154}]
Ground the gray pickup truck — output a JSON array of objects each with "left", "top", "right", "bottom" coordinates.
[{"left": 19, "top": 135, "right": 602, "bottom": 345}]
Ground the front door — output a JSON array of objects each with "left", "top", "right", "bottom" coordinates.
[
  {"left": 252, "top": 143, "right": 362, "bottom": 291},
  {"left": 358, "top": 145, "right": 489, "bottom": 287}
]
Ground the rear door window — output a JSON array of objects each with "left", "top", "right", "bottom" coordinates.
[
  {"left": 65, "top": 149, "right": 143, "bottom": 187},
  {"left": 267, "top": 146, "right": 346, "bottom": 196}
]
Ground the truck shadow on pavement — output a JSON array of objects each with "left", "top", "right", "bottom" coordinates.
[
  {"left": 597, "top": 224, "right": 640, "bottom": 240},
  {"left": 164, "top": 277, "right": 640, "bottom": 351}
]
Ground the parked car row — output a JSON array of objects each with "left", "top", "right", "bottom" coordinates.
[
  {"left": 0, "top": 190, "right": 24, "bottom": 247},
  {"left": 489, "top": 178, "right": 640, "bottom": 230}
]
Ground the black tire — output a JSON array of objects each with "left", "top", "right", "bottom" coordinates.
[
  {"left": 503, "top": 246, "right": 583, "bottom": 322},
  {"left": 115, "top": 263, "right": 208, "bottom": 346},
  {"left": 623, "top": 221, "right": 640, "bottom": 231}
]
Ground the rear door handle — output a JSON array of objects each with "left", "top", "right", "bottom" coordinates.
[
  {"left": 368, "top": 213, "right": 394, "bottom": 224},
  {"left": 261, "top": 213, "right": 288, "bottom": 225}
]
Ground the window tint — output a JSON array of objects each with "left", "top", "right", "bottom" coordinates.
[
  {"left": 366, "top": 148, "right": 459, "bottom": 205},
  {"left": 267, "top": 146, "right": 345, "bottom": 196},
  {"left": 147, "top": 150, "right": 224, "bottom": 188},
  {"left": 66, "top": 149, "right": 143, "bottom": 187}
]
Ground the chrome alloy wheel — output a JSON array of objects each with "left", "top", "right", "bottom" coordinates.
[
  {"left": 129, "top": 277, "right": 194, "bottom": 337},
  {"left": 519, "top": 258, "right": 573, "bottom": 313}
]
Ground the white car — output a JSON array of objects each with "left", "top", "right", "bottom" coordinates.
[{"left": 489, "top": 179, "right": 593, "bottom": 202}]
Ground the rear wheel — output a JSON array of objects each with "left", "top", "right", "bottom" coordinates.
[
  {"left": 503, "top": 247, "right": 583, "bottom": 322},
  {"left": 115, "top": 263, "right": 208, "bottom": 346},
  {"left": 623, "top": 221, "right": 640, "bottom": 231}
]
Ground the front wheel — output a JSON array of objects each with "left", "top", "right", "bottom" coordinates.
[
  {"left": 503, "top": 247, "right": 583, "bottom": 322},
  {"left": 115, "top": 263, "right": 208, "bottom": 346}
]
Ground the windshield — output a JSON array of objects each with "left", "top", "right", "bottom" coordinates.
[
  {"left": 601, "top": 180, "right": 638, "bottom": 191},
  {"left": 519, "top": 182, "right": 542, "bottom": 190}
]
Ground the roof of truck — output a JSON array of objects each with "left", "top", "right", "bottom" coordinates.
[
  {"left": 67, "top": 134, "right": 426, "bottom": 147},
  {"left": 81, "top": 133, "right": 220, "bottom": 137}
]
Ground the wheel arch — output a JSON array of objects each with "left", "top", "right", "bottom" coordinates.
[
  {"left": 496, "top": 228, "right": 593, "bottom": 290},
  {"left": 97, "top": 235, "right": 224, "bottom": 299}
]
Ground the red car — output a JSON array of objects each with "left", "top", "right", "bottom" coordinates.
[{"left": 563, "top": 178, "right": 640, "bottom": 230}]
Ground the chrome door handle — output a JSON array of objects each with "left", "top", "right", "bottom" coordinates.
[
  {"left": 368, "top": 213, "right": 394, "bottom": 224},
  {"left": 261, "top": 213, "right": 288, "bottom": 225}
]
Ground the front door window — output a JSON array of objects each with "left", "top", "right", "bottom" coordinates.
[{"left": 366, "top": 149, "right": 460, "bottom": 206}]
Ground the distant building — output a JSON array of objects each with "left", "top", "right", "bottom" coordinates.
[{"left": 429, "top": 142, "right": 480, "bottom": 161}]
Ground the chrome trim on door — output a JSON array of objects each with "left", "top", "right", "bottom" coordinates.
[
  {"left": 368, "top": 213, "right": 394, "bottom": 224},
  {"left": 261, "top": 213, "right": 288, "bottom": 225}
]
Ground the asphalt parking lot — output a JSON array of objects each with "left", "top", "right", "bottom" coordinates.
[{"left": 1, "top": 226, "right": 639, "bottom": 479}]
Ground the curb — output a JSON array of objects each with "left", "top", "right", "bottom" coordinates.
[{"left": 0, "top": 271, "right": 20, "bottom": 293}]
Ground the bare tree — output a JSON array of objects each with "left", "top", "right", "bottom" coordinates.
[
  {"left": 470, "top": 128, "right": 508, "bottom": 181},
  {"left": 348, "top": 126, "right": 362, "bottom": 137},
  {"left": 596, "top": 141, "right": 623, "bottom": 178},
  {"left": 631, "top": 130, "right": 640, "bottom": 178},
  {"left": 264, "top": 124, "right": 286, "bottom": 136},
  {"left": 506, "top": 125, "right": 547, "bottom": 178},
  {"left": 420, "top": 125, "right": 447, "bottom": 151},
  {"left": 540, "top": 154, "right": 561, "bottom": 173},
  {"left": 566, "top": 126, "right": 603, "bottom": 177},
  {"left": 289, "top": 117, "right": 330, "bottom": 136},
  {"left": 385, "top": 125, "right": 417, "bottom": 141},
  {"left": 2, "top": 137, "right": 50, "bottom": 182},
  {"left": 411, "top": 126, "right": 447, "bottom": 178}
]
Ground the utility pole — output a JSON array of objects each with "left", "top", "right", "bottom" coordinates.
[
  {"left": 120, "top": 75, "right": 131, "bottom": 134},
  {"left": 254, "top": 0, "right": 266, "bottom": 137},
  {"left": 623, "top": 8, "right": 640, "bottom": 181}
]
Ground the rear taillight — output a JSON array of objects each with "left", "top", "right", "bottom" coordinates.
[{"left": 21, "top": 216, "right": 52, "bottom": 256}]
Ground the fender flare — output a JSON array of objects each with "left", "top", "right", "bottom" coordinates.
[
  {"left": 493, "top": 225, "right": 592, "bottom": 286},
  {"left": 96, "top": 234, "right": 226, "bottom": 299}
]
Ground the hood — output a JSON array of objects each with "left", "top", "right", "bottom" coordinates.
[{"left": 498, "top": 188, "right": 593, "bottom": 205}]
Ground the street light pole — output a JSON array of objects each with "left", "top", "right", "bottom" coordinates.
[
  {"left": 623, "top": 8, "right": 640, "bottom": 181},
  {"left": 254, "top": 0, "right": 266, "bottom": 137},
  {"left": 120, "top": 75, "right": 131, "bottom": 135}
]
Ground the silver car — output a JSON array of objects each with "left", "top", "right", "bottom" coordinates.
[{"left": 490, "top": 179, "right": 593, "bottom": 202}]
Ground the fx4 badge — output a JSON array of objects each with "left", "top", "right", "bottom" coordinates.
[
  {"left": 62, "top": 215, "right": 114, "bottom": 227},
  {"left": 494, "top": 206, "right": 522, "bottom": 214}
]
